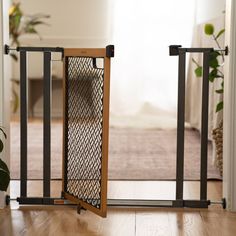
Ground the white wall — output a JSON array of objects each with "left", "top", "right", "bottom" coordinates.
[
  {"left": 11, "top": 0, "right": 110, "bottom": 117},
  {"left": 20, "top": 0, "right": 109, "bottom": 41},
  {"left": 195, "top": 0, "right": 226, "bottom": 24},
  {"left": 12, "top": 0, "right": 109, "bottom": 78}
]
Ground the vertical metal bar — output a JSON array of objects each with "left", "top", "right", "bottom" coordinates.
[
  {"left": 63, "top": 57, "right": 69, "bottom": 193},
  {"left": 200, "top": 51, "right": 210, "bottom": 200},
  {"left": 20, "top": 51, "right": 28, "bottom": 197},
  {"left": 176, "top": 50, "right": 186, "bottom": 201},
  {"left": 43, "top": 52, "right": 51, "bottom": 197}
]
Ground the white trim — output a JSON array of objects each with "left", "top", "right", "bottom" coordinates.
[
  {"left": 223, "top": 0, "right": 236, "bottom": 211},
  {"left": 0, "top": 0, "right": 10, "bottom": 192},
  {"left": 0, "top": 1, "right": 3, "bottom": 122}
]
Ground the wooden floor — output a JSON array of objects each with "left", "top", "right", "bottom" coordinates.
[{"left": 1, "top": 180, "right": 236, "bottom": 236}]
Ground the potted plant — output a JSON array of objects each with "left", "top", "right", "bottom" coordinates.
[
  {"left": 0, "top": 127, "right": 10, "bottom": 209},
  {"left": 192, "top": 23, "right": 225, "bottom": 175}
]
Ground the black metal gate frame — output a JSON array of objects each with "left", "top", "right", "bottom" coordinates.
[
  {"left": 108, "top": 45, "right": 227, "bottom": 209},
  {"left": 4, "top": 44, "right": 226, "bottom": 209},
  {"left": 109, "top": 45, "right": 226, "bottom": 209}
]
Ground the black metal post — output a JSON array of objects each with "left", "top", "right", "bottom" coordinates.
[
  {"left": 43, "top": 52, "right": 52, "bottom": 197},
  {"left": 63, "top": 57, "right": 69, "bottom": 194},
  {"left": 175, "top": 49, "right": 186, "bottom": 201},
  {"left": 20, "top": 51, "right": 28, "bottom": 197},
  {"left": 200, "top": 51, "right": 211, "bottom": 200}
]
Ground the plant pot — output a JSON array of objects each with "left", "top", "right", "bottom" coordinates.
[
  {"left": 0, "top": 191, "right": 6, "bottom": 209},
  {"left": 212, "top": 120, "right": 223, "bottom": 176}
]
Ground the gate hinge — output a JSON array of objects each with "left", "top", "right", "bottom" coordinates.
[
  {"left": 169, "top": 45, "right": 182, "bottom": 56},
  {"left": 106, "top": 45, "right": 115, "bottom": 58},
  {"left": 215, "top": 46, "right": 228, "bottom": 56},
  {"left": 225, "top": 46, "right": 229, "bottom": 55},
  {"left": 4, "top": 44, "right": 17, "bottom": 55}
]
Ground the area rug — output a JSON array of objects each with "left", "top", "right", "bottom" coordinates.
[{"left": 10, "top": 122, "right": 221, "bottom": 180}]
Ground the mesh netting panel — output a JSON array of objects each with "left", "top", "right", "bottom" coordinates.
[{"left": 65, "top": 57, "right": 104, "bottom": 209}]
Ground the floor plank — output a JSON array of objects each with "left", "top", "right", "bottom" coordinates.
[
  {"left": 136, "top": 211, "right": 171, "bottom": 236},
  {"left": 168, "top": 211, "right": 206, "bottom": 236},
  {"left": 200, "top": 209, "right": 236, "bottom": 236}
]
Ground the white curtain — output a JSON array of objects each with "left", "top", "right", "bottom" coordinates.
[
  {"left": 185, "top": 16, "right": 225, "bottom": 136},
  {"left": 109, "top": 0, "right": 196, "bottom": 128}
]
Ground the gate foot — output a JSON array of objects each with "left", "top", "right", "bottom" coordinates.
[
  {"left": 222, "top": 198, "right": 226, "bottom": 209},
  {"left": 77, "top": 204, "right": 87, "bottom": 214},
  {"left": 5, "top": 195, "right": 10, "bottom": 206},
  {"left": 210, "top": 198, "right": 226, "bottom": 209}
]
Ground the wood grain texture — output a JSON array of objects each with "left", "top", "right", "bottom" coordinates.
[
  {"left": 64, "top": 48, "right": 106, "bottom": 58},
  {"left": 168, "top": 211, "right": 205, "bottom": 236},
  {"left": 100, "top": 55, "right": 111, "bottom": 217},
  {"left": 0, "top": 208, "right": 135, "bottom": 236},
  {"left": 136, "top": 211, "right": 171, "bottom": 236}
]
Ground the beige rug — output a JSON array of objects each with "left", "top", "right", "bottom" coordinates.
[{"left": 10, "top": 122, "right": 221, "bottom": 180}]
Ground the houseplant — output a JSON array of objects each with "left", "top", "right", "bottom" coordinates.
[
  {"left": 9, "top": 1, "right": 50, "bottom": 113},
  {"left": 9, "top": 1, "right": 50, "bottom": 60},
  {"left": 0, "top": 127, "right": 10, "bottom": 209},
  {"left": 192, "top": 23, "right": 225, "bottom": 175}
]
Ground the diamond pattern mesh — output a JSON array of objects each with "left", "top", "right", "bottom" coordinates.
[{"left": 65, "top": 57, "right": 104, "bottom": 209}]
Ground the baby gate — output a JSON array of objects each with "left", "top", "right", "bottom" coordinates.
[{"left": 5, "top": 44, "right": 226, "bottom": 218}]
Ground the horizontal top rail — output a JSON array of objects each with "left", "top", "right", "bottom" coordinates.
[
  {"left": 179, "top": 48, "right": 214, "bottom": 53},
  {"left": 64, "top": 45, "right": 114, "bottom": 58},
  {"left": 169, "top": 45, "right": 214, "bottom": 56},
  {"left": 5, "top": 44, "right": 114, "bottom": 58},
  {"left": 17, "top": 46, "right": 64, "bottom": 53},
  {"left": 4, "top": 44, "right": 64, "bottom": 55},
  {"left": 169, "top": 45, "right": 228, "bottom": 56}
]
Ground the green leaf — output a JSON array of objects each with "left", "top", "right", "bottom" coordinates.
[
  {"left": 209, "top": 51, "right": 220, "bottom": 69},
  {"left": 216, "top": 101, "right": 224, "bottom": 112},
  {"left": 215, "top": 89, "right": 224, "bottom": 94},
  {"left": 10, "top": 53, "right": 18, "bottom": 61},
  {"left": 12, "top": 14, "right": 22, "bottom": 31},
  {"left": 12, "top": 89, "right": 19, "bottom": 113},
  {"left": 209, "top": 69, "right": 218, "bottom": 82},
  {"left": 0, "top": 170, "right": 10, "bottom": 191},
  {"left": 209, "top": 58, "right": 219, "bottom": 68},
  {"left": 215, "top": 29, "right": 225, "bottom": 40},
  {"left": 0, "top": 127, "right": 7, "bottom": 153},
  {"left": 30, "top": 20, "right": 47, "bottom": 26},
  {"left": 12, "top": 80, "right": 20, "bottom": 85},
  {"left": 0, "top": 159, "right": 10, "bottom": 174},
  {"left": 195, "top": 66, "right": 202, "bottom": 77},
  {"left": 209, "top": 52, "right": 220, "bottom": 69},
  {"left": 204, "top": 24, "right": 214, "bottom": 35},
  {"left": 210, "top": 51, "right": 221, "bottom": 58},
  {"left": 24, "top": 26, "right": 38, "bottom": 34},
  {"left": 0, "top": 140, "right": 3, "bottom": 153},
  {"left": 0, "top": 128, "right": 7, "bottom": 139},
  {"left": 0, "top": 158, "right": 10, "bottom": 191},
  {"left": 192, "top": 58, "right": 200, "bottom": 67}
]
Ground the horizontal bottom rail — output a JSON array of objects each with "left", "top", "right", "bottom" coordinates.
[
  {"left": 17, "top": 197, "right": 74, "bottom": 205},
  {"left": 107, "top": 199, "right": 210, "bottom": 208},
  {"left": 17, "top": 197, "right": 210, "bottom": 208}
]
